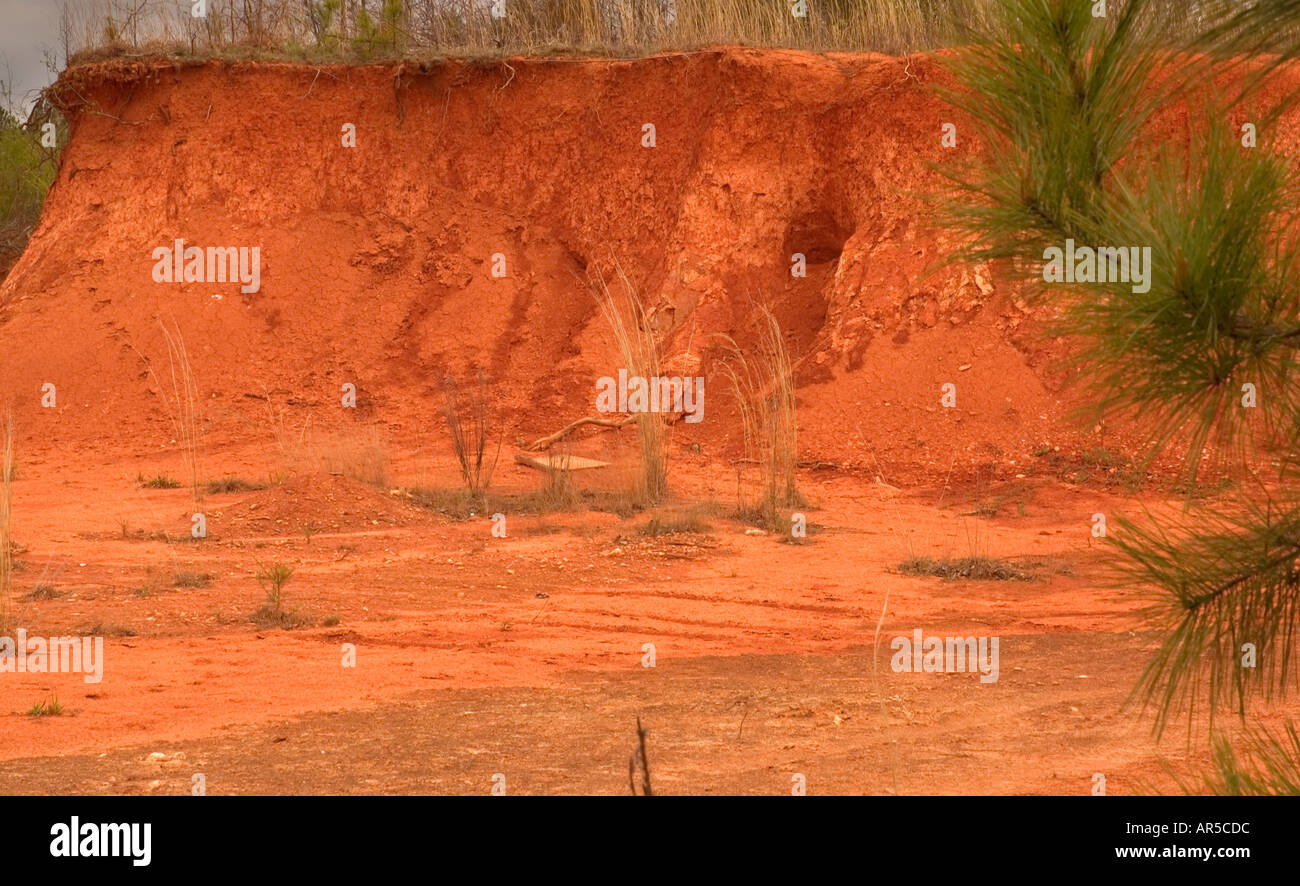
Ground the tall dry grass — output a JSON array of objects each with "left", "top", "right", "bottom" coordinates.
[
  {"left": 266, "top": 402, "right": 390, "bottom": 487},
  {"left": 718, "top": 304, "right": 799, "bottom": 527},
  {"left": 61, "top": 0, "right": 1009, "bottom": 61},
  {"left": 157, "top": 321, "right": 204, "bottom": 514},
  {"left": 594, "top": 268, "right": 668, "bottom": 506},
  {"left": 312, "top": 427, "right": 389, "bottom": 486}
]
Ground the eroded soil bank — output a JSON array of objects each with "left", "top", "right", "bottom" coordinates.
[{"left": 2, "top": 50, "right": 1295, "bottom": 793}]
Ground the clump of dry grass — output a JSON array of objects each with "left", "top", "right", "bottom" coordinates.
[
  {"left": 595, "top": 269, "right": 668, "bottom": 506},
  {"left": 537, "top": 461, "right": 582, "bottom": 512},
  {"left": 717, "top": 304, "right": 800, "bottom": 529},
  {"left": 84, "top": 621, "right": 137, "bottom": 637},
  {"left": 409, "top": 460, "right": 581, "bottom": 521},
  {"left": 441, "top": 371, "right": 502, "bottom": 504},
  {"left": 206, "top": 476, "right": 266, "bottom": 494},
  {"left": 267, "top": 402, "right": 389, "bottom": 487},
  {"left": 312, "top": 427, "right": 389, "bottom": 487},
  {"left": 137, "top": 472, "right": 181, "bottom": 489},
  {"left": 154, "top": 321, "right": 204, "bottom": 514},
  {"left": 898, "top": 519, "right": 1036, "bottom": 581},
  {"left": 898, "top": 555, "right": 1034, "bottom": 582},
  {"left": 639, "top": 507, "right": 713, "bottom": 536},
  {"left": 23, "top": 583, "right": 60, "bottom": 601},
  {"left": 173, "top": 571, "right": 213, "bottom": 588}
]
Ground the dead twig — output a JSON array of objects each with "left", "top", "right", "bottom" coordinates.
[{"left": 629, "top": 716, "right": 653, "bottom": 796}]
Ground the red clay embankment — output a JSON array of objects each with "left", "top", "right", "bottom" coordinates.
[{"left": 4, "top": 48, "right": 1280, "bottom": 479}]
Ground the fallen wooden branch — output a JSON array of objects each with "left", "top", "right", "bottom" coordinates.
[{"left": 519, "top": 415, "right": 636, "bottom": 451}]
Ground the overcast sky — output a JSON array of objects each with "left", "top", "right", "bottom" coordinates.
[{"left": 0, "top": 0, "right": 65, "bottom": 114}]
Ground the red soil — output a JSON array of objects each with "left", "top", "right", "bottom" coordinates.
[
  {"left": 8, "top": 49, "right": 1115, "bottom": 473},
  {"left": 0, "top": 49, "right": 1297, "bottom": 793}
]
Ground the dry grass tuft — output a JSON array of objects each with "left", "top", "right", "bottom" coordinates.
[
  {"left": 594, "top": 268, "right": 668, "bottom": 506},
  {"left": 898, "top": 555, "right": 1034, "bottom": 582},
  {"left": 23, "top": 583, "right": 61, "bottom": 601},
  {"left": 267, "top": 403, "right": 390, "bottom": 488},
  {"left": 718, "top": 304, "right": 800, "bottom": 528},
  {"left": 639, "top": 506, "right": 713, "bottom": 536},
  {"left": 153, "top": 321, "right": 204, "bottom": 514},
  {"left": 206, "top": 476, "right": 267, "bottom": 494},
  {"left": 173, "top": 571, "right": 213, "bottom": 588}
]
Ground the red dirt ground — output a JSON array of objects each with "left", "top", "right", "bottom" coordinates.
[{"left": 0, "top": 49, "right": 1296, "bottom": 794}]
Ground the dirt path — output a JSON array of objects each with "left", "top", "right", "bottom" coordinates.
[{"left": 0, "top": 635, "right": 1220, "bottom": 795}]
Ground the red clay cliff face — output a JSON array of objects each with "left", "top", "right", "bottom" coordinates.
[{"left": 0, "top": 49, "right": 1227, "bottom": 478}]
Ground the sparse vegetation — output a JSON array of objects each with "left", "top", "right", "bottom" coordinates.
[
  {"left": 174, "top": 571, "right": 213, "bottom": 588},
  {"left": 898, "top": 555, "right": 1035, "bottom": 582},
  {"left": 407, "top": 467, "right": 661, "bottom": 523},
  {"left": 85, "top": 622, "right": 137, "bottom": 637},
  {"left": 0, "top": 101, "right": 60, "bottom": 281},
  {"left": 536, "top": 458, "right": 582, "bottom": 513},
  {"left": 206, "top": 476, "right": 266, "bottom": 494},
  {"left": 1034, "top": 447, "right": 1146, "bottom": 489},
  {"left": 320, "top": 429, "right": 389, "bottom": 487},
  {"left": 137, "top": 473, "right": 181, "bottom": 489},
  {"left": 252, "top": 561, "right": 310, "bottom": 628},
  {"left": 965, "top": 498, "right": 1004, "bottom": 518},
  {"left": 271, "top": 410, "right": 389, "bottom": 488},
  {"left": 718, "top": 305, "right": 801, "bottom": 530},
  {"left": 106, "top": 527, "right": 175, "bottom": 544},
  {"left": 24, "top": 583, "right": 60, "bottom": 601},
  {"left": 408, "top": 486, "right": 494, "bottom": 520},
  {"left": 8, "top": 0, "right": 1296, "bottom": 801},
  {"left": 964, "top": 482, "right": 1037, "bottom": 519},
  {"left": 256, "top": 561, "right": 293, "bottom": 609},
  {"left": 65, "top": 0, "right": 1013, "bottom": 64},
  {"left": 441, "top": 371, "right": 502, "bottom": 506},
  {"left": 159, "top": 321, "right": 204, "bottom": 513},
  {"left": 594, "top": 269, "right": 668, "bottom": 506},
  {"left": 639, "top": 510, "right": 712, "bottom": 537},
  {"left": 27, "top": 694, "right": 64, "bottom": 717}
]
